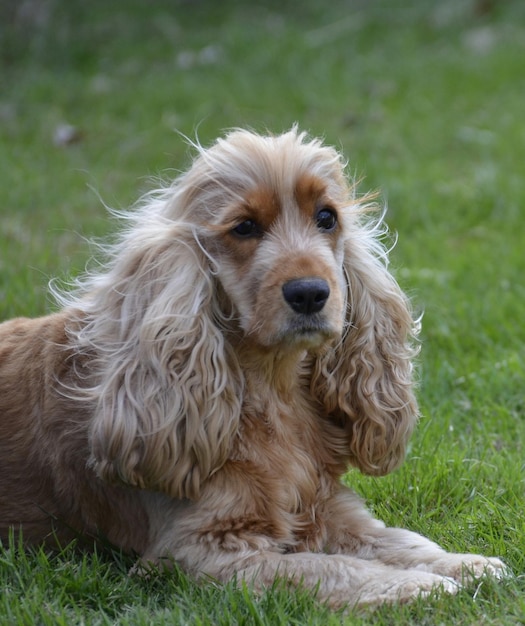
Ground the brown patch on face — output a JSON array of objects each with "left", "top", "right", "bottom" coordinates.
[
  {"left": 294, "top": 174, "right": 341, "bottom": 242},
  {"left": 294, "top": 174, "right": 328, "bottom": 217},
  {"left": 211, "top": 186, "right": 281, "bottom": 235},
  {"left": 206, "top": 186, "right": 281, "bottom": 271},
  {"left": 243, "top": 186, "right": 281, "bottom": 231},
  {"left": 290, "top": 255, "right": 326, "bottom": 276}
]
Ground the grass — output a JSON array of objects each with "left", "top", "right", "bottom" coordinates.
[{"left": 1, "top": 0, "right": 524, "bottom": 623}]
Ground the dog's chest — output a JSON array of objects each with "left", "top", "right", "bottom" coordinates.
[{"left": 228, "top": 392, "right": 334, "bottom": 547}]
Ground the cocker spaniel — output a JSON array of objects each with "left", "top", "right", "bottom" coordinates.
[{"left": 0, "top": 128, "right": 506, "bottom": 608}]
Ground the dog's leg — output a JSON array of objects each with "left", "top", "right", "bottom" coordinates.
[
  {"left": 355, "top": 526, "right": 507, "bottom": 583},
  {"left": 231, "top": 551, "right": 459, "bottom": 608},
  {"left": 139, "top": 528, "right": 458, "bottom": 608},
  {"left": 324, "top": 489, "right": 508, "bottom": 584}
]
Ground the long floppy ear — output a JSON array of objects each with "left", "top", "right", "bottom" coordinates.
[
  {"left": 312, "top": 230, "right": 419, "bottom": 476},
  {"left": 82, "top": 216, "right": 243, "bottom": 500}
]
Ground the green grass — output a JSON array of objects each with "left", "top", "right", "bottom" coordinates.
[{"left": 1, "top": 0, "right": 525, "bottom": 623}]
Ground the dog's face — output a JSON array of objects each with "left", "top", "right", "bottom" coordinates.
[
  {"left": 201, "top": 166, "right": 348, "bottom": 350},
  {"left": 212, "top": 174, "right": 346, "bottom": 349}
]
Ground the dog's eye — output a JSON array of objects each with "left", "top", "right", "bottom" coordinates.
[
  {"left": 231, "top": 219, "right": 260, "bottom": 238},
  {"left": 315, "top": 208, "right": 338, "bottom": 232}
]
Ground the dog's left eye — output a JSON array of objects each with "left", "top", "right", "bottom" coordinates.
[{"left": 315, "top": 208, "right": 338, "bottom": 232}]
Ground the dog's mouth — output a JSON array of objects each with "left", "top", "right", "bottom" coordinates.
[
  {"left": 290, "top": 315, "right": 326, "bottom": 333},
  {"left": 282, "top": 314, "right": 338, "bottom": 346},
  {"left": 245, "top": 315, "right": 338, "bottom": 350}
]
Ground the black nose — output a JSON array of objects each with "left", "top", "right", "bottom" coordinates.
[{"left": 282, "top": 278, "right": 330, "bottom": 315}]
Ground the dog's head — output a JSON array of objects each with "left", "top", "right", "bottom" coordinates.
[
  {"left": 82, "top": 128, "right": 418, "bottom": 498},
  {"left": 187, "top": 129, "right": 349, "bottom": 351}
]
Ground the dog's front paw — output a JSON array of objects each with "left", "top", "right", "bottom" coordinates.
[
  {"left": 433, "top": 554, "right": 509, "bottom": 583},
  {"left": 354, "top": 571, "right": 460, "bottom": 607},
  {"left": 478, "top": 556, "right": 510, "bottom": 580}
]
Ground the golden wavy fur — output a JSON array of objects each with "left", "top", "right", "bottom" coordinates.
[{"left": 0, "top": 128, "right": 506, "bottom": 608}]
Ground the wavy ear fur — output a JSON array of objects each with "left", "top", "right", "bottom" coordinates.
[
  {"left": 312, "top": 225, "right": 419, "bottom": 476},
  {"left": 63, "top": 187, "right": 243, "bottom": 500}
]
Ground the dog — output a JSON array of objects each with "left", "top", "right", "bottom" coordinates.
[{"left": 0, "top": 128, "right": 506, "bottom": 608}]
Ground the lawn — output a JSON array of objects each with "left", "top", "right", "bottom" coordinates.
[{"left": 1, "top": 0, "right": 524, "bottom": 623}]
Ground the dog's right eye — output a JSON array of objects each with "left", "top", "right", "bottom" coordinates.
[
  {"left": 231, "top": 219, "right": 260, "bottom": 238},
  {"left": 315, "top": 208, "right": 338, "bottom": 232}
]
